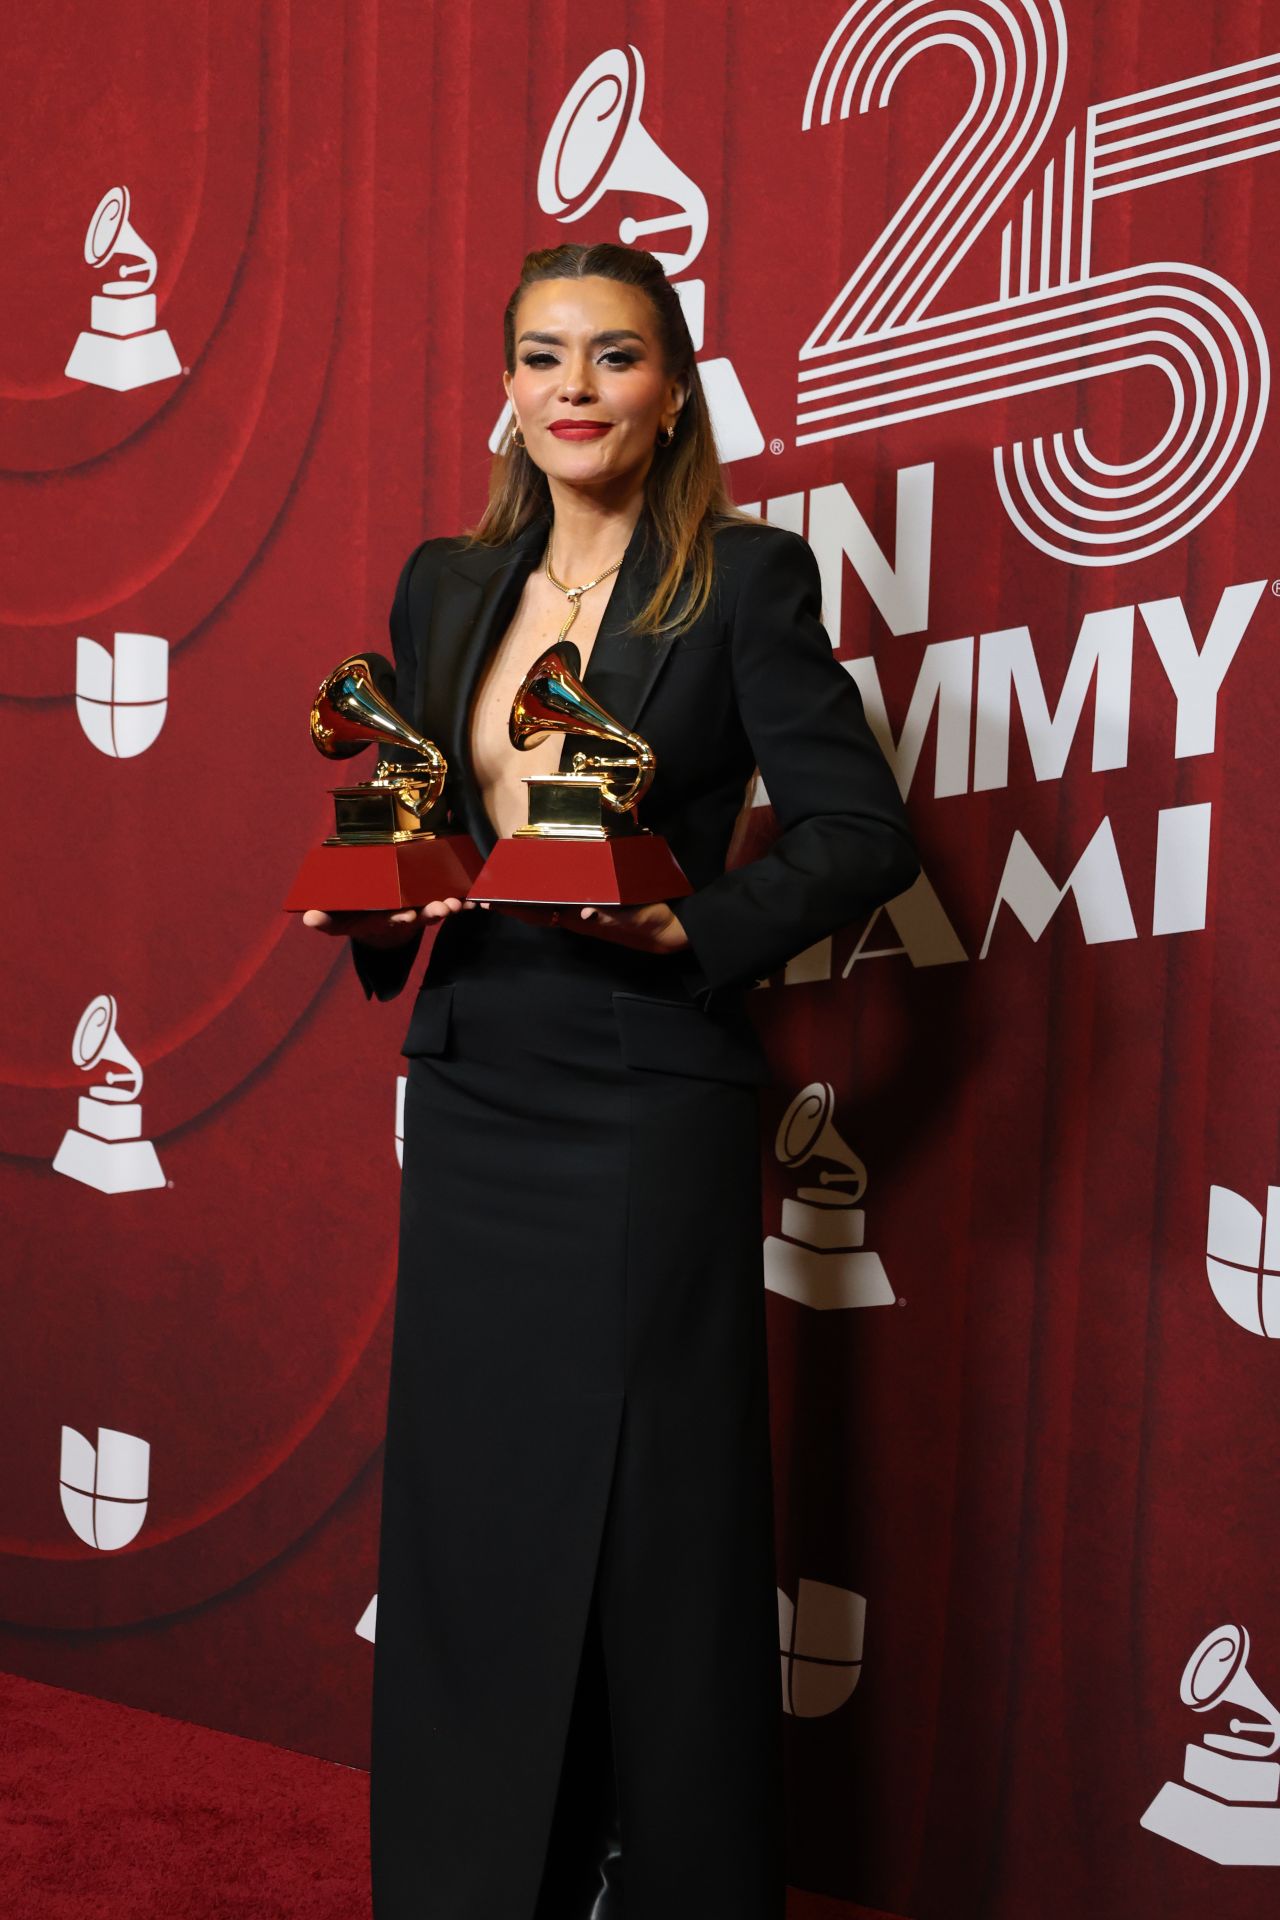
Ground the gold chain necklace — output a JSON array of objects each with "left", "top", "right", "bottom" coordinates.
[{"left": 544, "top": 542, "right": 625, "bottom": 650}]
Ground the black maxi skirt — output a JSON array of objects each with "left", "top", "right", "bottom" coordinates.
[{"left": 369, "top": 908, "right": 785, "bottom": 1920}]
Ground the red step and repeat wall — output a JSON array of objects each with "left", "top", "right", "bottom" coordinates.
[{"left": 3, "top": 3, "right": 1279, "bottom": 1915}]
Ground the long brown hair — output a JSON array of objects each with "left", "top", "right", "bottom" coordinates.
[{"left": 466, "top": 242, "right": 759, "bottom": 636}]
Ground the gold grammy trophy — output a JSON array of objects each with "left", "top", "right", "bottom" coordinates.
[
  {"left": 469, "top": 641, "right": 692, "bottom": 905},
  {"left": 284, "top": 652, "right": 482, "bottom": 911}
]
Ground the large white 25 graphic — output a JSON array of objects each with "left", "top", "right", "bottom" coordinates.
[{"left": 799, "top": 2, "right": 1275, "bottom": 566}]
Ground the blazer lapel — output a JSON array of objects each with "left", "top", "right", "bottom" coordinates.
[
  {"left": 426, "top": 518, "right": 549, "bottom": 847},
  {"left": 566, "top": 512, "right": 677, "bottom": 740},
  {"left": 426, "top": 507, "right": 683, "bottom": 849}
]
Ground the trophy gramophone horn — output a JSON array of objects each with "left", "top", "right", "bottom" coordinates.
[
  {"left": 538, "top": 46, "right": 708, "bottom": 277},
  {"left": 310, "top": 652, "right": 444, "bottom": 784},
  {"left": 84, "top": 186, "right": 159, "bottom": 296},
  {"left": 71, "top": 993, "right": 144, "bottom": 1104},
  {"left": 1180, "top": 1624, "right": 1280, "bottom": 1758},
  {"left": 510, "top": 642, "right": 655, "bottom": 814},
  {"left": 775, "top": 1082, "right": 868, "bottom": 1202}
]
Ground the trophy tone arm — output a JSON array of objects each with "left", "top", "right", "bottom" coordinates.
[{"left": 568, "top": 741, "right": 655, "bottom": 813}]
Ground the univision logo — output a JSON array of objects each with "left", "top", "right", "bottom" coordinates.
[
  {"left": 1206, "top": 1185, "right": 1280, "bottom": 1338},
  {"left": 75, "top": 633, "right": 168, "bottom": 758},
  {"left": 59, "top": 1424, "right": 150, "bottom": 1550},
  {"left": 778, "top": 1577, "right": 866, "bottom": 1717}
]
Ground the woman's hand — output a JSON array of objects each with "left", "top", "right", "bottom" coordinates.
[
  {"left": 488, "top": 901, "right": 689, "bottom": 953},
  {"left": 569, "top": 901, "right": 691, "bottom": 954},
  {"left": 300, "top": 899, "right": 470, "bottom": 947}
]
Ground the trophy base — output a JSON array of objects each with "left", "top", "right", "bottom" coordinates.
[
  {"left": 762, "top": 1238, "right": 894, "bottom": 1310},
  {"left": 284, "top": 834, "right": 483, "bottom": 911},
  {"left": 470, "top": 832, "right": 692, "bottom": 907},
  {"left": 1141, "top": 1781, "right": 1280, "bottom": 1864},
  {"left": 64, "top": 327, "right": 182, "bottom": 392},
  {"left": 329, "top": 781, "right": 442, "bottom": 841},
  {"left": 52, "top": 1129, "right": 165, "bottom": 1195},
  {"left": 520, "top": 772, "right": 641, "bottom": 837}
]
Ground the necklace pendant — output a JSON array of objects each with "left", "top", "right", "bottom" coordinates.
[{"left": 556, "top": 597, "right": 582, "bottom": 649}]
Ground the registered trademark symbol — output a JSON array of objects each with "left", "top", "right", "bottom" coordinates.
[
  {"left": 769, "top": 437, "right": 785, "bottom": 455},
  {"left": 182, "top": 367, "right": 190, "bottom": 377},
  {"left": 167, "top": 1179, "right": 174, "bottom": 1188},
  {"left": 1271, "top": 579, "right": 1280, "bottom": 596},
  {"left": 897, "top": 1295, "right": 907, "bottom": 1307}
]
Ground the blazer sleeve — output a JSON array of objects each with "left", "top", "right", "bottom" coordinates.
[
  {"left": 350, "top": 538, "right": 434, "bottom": 1003},
  {"left": 669, "top": 527, "right": 919, "bottom": 993}
]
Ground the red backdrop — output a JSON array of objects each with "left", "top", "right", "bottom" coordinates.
[{"left": 3, "top": 4, "right": 1279, "bottom": 1915}]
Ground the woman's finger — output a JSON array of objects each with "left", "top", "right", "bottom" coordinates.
[
  {"left": 299, "top": 903, "right": 447, "bottom": 942},
  {"left": 570, "top": 905, "right": 649, "bottom": 946},
  {"left": 568, "top": 902, "right": 685, "bottom": 954}
]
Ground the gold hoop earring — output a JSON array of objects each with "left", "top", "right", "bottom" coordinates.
[
  {"left": 656, "top": 424, "right": 674, "bottom": 447},
  {"left": 511, "top": 424, "right": 526, "bottom": 449}
]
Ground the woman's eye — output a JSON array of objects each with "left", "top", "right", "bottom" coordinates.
[{"left": 519, "top": 350, "right": 638, "bottom": 369}]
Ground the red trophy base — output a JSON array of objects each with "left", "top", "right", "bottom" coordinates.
[
  {"left": 284, "top": 834, "right": 483, "bottom": 912},
  {"left": 470, "top": 833, "right": 692, "bottom": 907}
]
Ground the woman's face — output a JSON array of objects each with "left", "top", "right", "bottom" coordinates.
[{"left": 502, "top": 276, "right": 686, "bottom": 497}]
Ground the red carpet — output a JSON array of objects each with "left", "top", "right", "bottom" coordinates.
[
  {"left": 0, "top": 1670, "right": 371, "bottom": 1919},
  {"left": 0, "top": 1667, "right": 896, "bottom": 1919}
]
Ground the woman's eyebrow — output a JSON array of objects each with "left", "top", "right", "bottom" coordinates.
[{"left": 516, "top": 329, "right": 647, "bottom": 347}]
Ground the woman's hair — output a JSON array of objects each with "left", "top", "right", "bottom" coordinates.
[{"left": 465, "top": 242, "right": 760, "bottom": 636}]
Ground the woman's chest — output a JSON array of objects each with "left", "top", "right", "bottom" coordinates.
[{"left": 467, "top": 571, "right": 621, "bottom": 824}]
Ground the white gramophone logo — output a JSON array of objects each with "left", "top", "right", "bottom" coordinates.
[
  {"left": 491, "top": 45, "right": 763, "bottom": 465},
  {"left": 763, "top": 1081, "right": 893, "bottom": 1309},
  {"left": 65, "top": 186, "right": 181, "bottom": 392},
  {"left": 75, "top": 632, "right": 169, "bottom": 758},
  {"left": 1206, "top": 1184, "right": 1280, "bottom": 1339},
  {"left": 779, "top": 1578, "right": 866, "bottom": 1716},
  {"left": 59, "top": 1424, "right": 150, "bottom": 1550},
  {"left": 52, "top": 994, "right": 165, "bottom": 1195},
  {"left": 1142, "top": 1624, "right": 1280, "bottom": 1865}
]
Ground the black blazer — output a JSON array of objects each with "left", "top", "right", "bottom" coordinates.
[{"left": 352, "top": 507, "right": 919, "bottom": 1005}]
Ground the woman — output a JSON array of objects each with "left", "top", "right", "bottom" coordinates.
[{"left": 305, "top": 242, "right": 918, "bottom": 1920}]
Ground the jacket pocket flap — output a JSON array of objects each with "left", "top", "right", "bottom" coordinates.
[
  {"left": 400, "top": 982, "right": 455, "bottom": 1057},
  {"left": 612, "top": 991, "right": 771, "bottom": 1086}
]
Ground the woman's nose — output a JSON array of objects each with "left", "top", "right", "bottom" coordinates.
[{"left": 558, "top": 360, "right": 596, "bottom": 401}]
